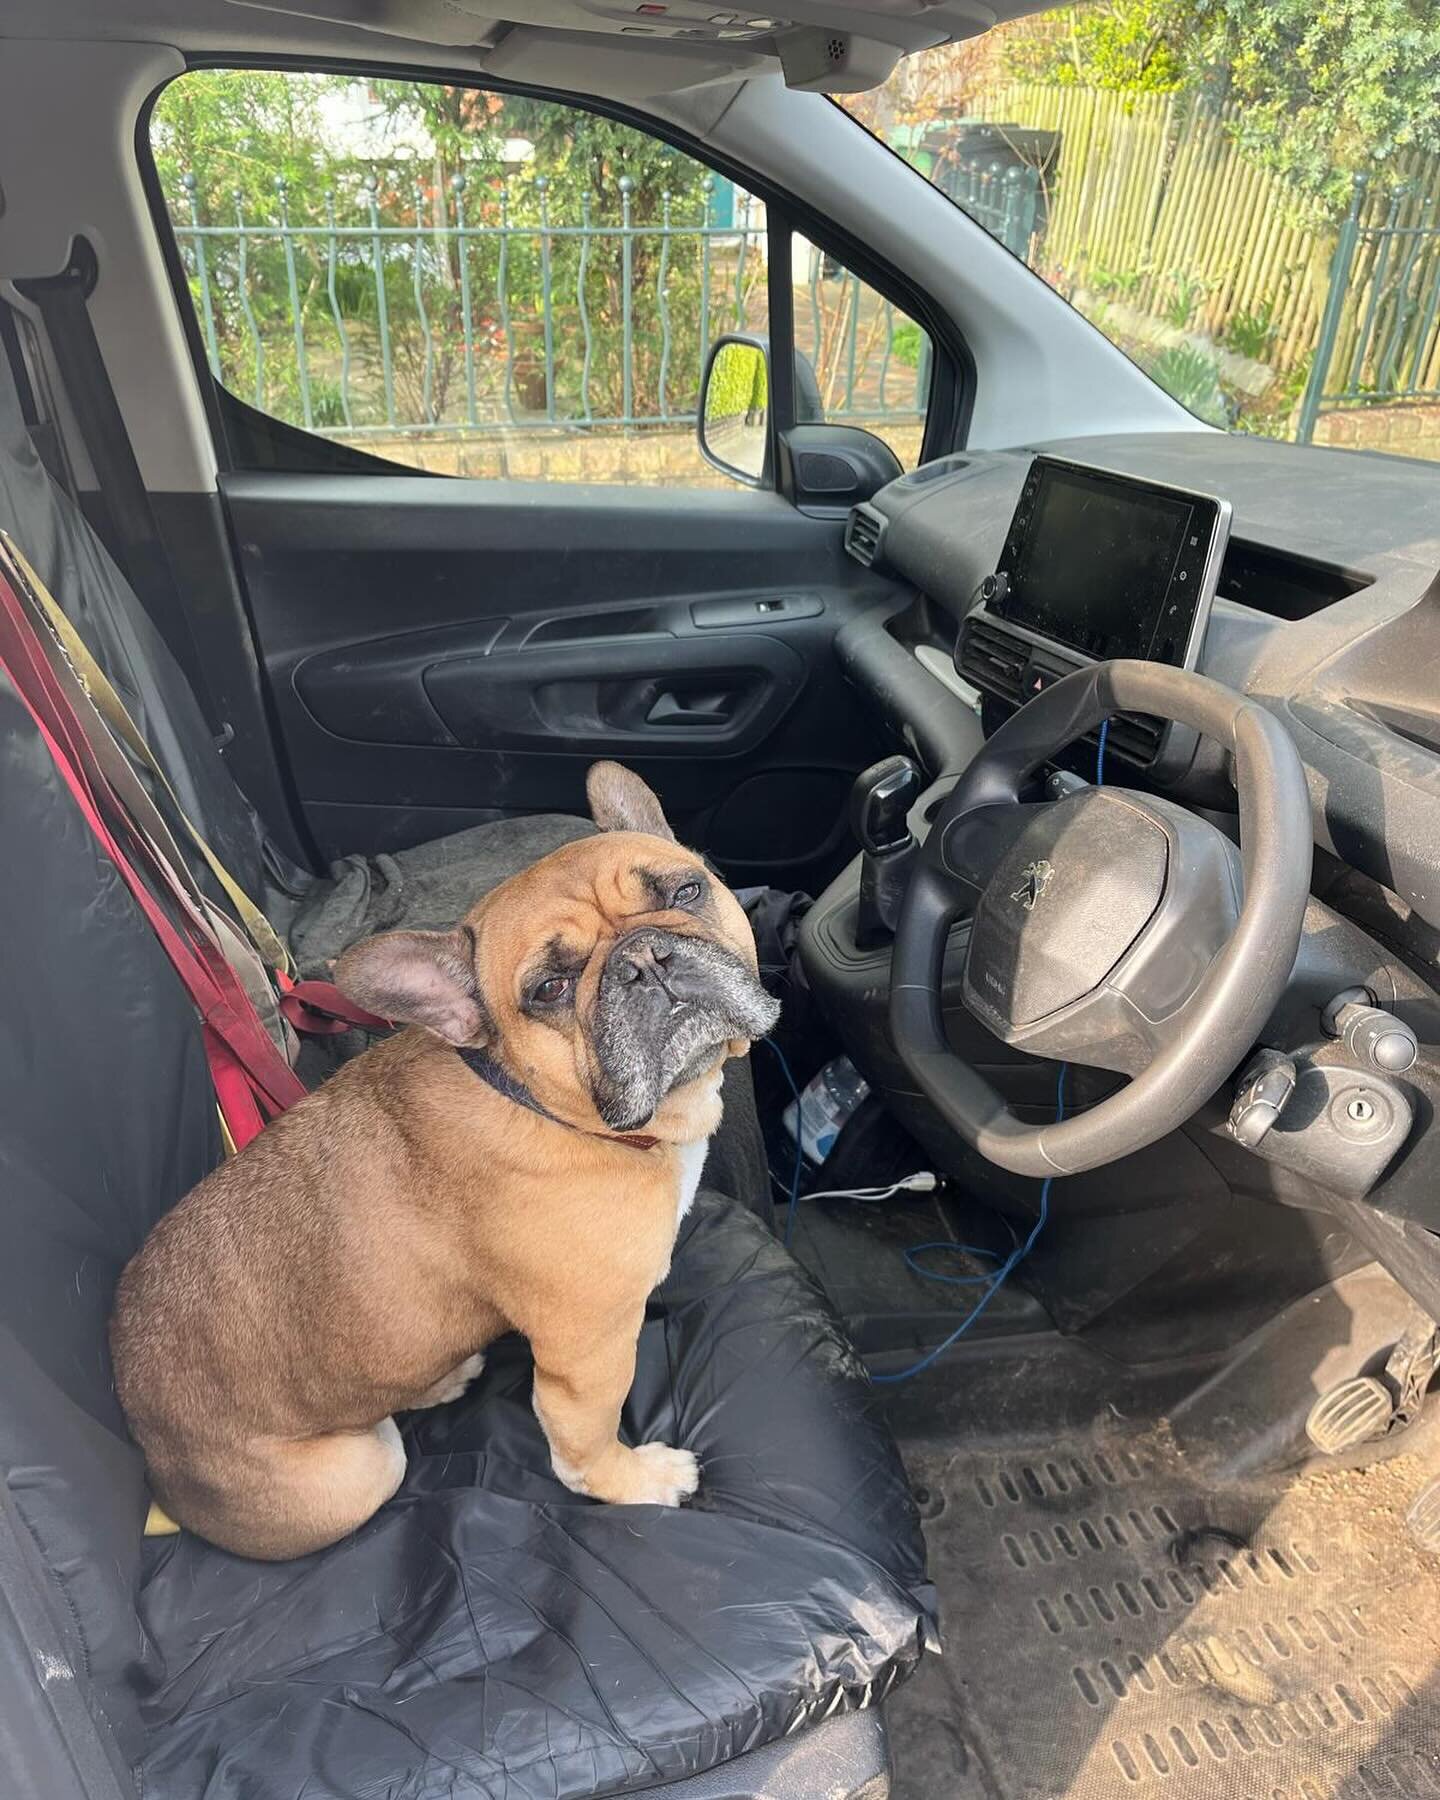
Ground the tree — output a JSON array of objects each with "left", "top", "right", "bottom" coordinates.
[
  {"left": 1188, "top": 0, "right": 1440, "bottom": 208},
  {"left": 152, "top": 71, "right": 752, "bottom": 439},
  {"left": 151, "top": 69, "right": 739, "bottom": 435},
  {"left": 999, "top": 0, "right": 1440, "bottom": 212},
  {"left": 1002, "top": 2, "right": 1189, "bottom": 93},
  {"left": 150, "top": 69, "right": 342, "bottom": 217},
  {"left": 437, "top": 91, "right": 716, "bottom": 422}
]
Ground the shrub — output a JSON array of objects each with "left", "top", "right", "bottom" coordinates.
[
  {"left": 1145, "top": 343, "right": 1229, "bottom": 424},
  {"left": 1222, "top": 303, "right": 1278, "bottom": 361}
]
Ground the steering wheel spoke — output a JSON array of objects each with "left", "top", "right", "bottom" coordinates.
[
  {"left": 891, "top": 661, "right": 1311, "bottom": 1177},
  {"left": 935, "top": 801, "right": 1053, "bottom": 892}
]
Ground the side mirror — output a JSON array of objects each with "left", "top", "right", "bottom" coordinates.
[
  {"left": 699, "top": 333, "right": 902, "bottom": 508},
  {"left": 699, "top": 334, "right": 770, "bottom": 486}
]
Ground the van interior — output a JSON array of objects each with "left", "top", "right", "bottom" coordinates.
[{"left": 5, "top": 4, "right": 1440, "bottom": 1798}]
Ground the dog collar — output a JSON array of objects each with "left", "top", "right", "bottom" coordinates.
[{"left": 455, "top": 1045, "right": 660, "bottom": 1151}]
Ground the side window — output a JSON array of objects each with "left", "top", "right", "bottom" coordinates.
[
  {"left": 149, "top": 71, "right": 769, "bottom": 485},
  {"left": 791, "top": 233, "right": 933, "bottom": 470}
]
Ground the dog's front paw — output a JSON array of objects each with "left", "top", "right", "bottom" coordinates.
[{"left": 627, "top": 1442, "right": 701, "bottom": 1507}]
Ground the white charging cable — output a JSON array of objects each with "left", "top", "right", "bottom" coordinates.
[{"left": 800, "top": 1171, "right": 939, "bottom": 1203}]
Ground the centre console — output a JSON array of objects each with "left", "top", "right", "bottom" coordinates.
[
  {"left": 956, "top": 456, "right": 1231, "bottom": 778},
  {"left": 798, "top": 456, "right": 1239, "bottom": 1213}
]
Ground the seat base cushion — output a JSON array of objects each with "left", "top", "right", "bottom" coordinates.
[
  {"left": 134, "top": 1194, "right": 938, "bottom": 1800},
  {"left": 286, "top": 813, "right": 597, "bottom": 976}
]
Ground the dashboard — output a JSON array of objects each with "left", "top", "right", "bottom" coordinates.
[{"left": 845, "top": 431, "right": 1440, "bottom": 944}]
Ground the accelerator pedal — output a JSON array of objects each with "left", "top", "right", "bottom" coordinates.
[{"left": 1305, "top": 1376, "right": 1395, "bottom": 1454}]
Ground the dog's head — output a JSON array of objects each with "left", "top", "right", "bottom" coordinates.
[{"left": 333, "top": 763, "right": 780, "bottom": 1135}]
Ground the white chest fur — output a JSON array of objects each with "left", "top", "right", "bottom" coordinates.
[
  {"left": 675, "top": 1137, "right": 708, "bottom": 1226},
  {"left": 668, "top": 1065, "right": 725, "bottom": 1235}
]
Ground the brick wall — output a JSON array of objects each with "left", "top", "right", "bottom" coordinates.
[
  {"left": 1311, "top": 405, "right": 1440, "bottom": 464},
  {"left": 336, "top": 420, "right": 925, "bottom": 485}
]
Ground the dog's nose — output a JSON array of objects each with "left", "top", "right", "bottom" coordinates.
[
  {"left": 608, "top": 930, "right": 712, "bottom": 1007},
  {"left": 612, "top": 937, "right": 673, "bottom": 988}
]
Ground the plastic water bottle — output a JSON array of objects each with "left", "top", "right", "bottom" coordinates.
[{"left": 784, "top": 1057, "right": 870, "bottom": 1165}]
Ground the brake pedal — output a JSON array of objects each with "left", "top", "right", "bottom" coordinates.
[
  {"left": 1407, "top": 1476, "right": 1440, "bottom": 1555},
  {"left": 1306, "top": 1376, "right": 1395, "bottom": 1454}
]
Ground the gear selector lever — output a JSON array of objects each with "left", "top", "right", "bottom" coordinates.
[{"left": 851, "top": 754, "right": 922, "bottom": 949}]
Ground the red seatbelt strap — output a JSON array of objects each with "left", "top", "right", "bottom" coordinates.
[
  {"left": 0, "top": 568, "right": 307, "bottom": 1148},
  {"left": 278, "top": 977, "right": 393, "bottom": 1037}
]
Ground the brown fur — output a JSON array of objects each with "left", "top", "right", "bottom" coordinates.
[{"left": 111, "top": 766, "right": 768, "bottom": 1560}]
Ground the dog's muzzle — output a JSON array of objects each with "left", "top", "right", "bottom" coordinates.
[{"left": 589, "top": 926, "right": 779, "bottom": 1130}]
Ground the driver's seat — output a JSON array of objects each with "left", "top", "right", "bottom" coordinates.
[{"left": 0, "top": 496, "right": 934, "bottom": 1800}]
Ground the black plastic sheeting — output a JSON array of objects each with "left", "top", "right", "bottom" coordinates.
[
  {"left": 0, "top": 645, "right": 936, "bottom": 1795},
  {"left": 136, "top": 1194, "right": 938, "bottom": 1797},
  {"left": 0, "top": 347, "right": 275, "bottom": 902},
  {"left": 0, "top": 665, "right": 221, "bottom": 1793}
]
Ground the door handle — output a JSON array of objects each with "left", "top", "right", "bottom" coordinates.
[
  {"left": 644, "top": 688, "right": 736, "bottom": 727},
  {"left": 422, "top": 635, "right": 804, "bottom": 753}
]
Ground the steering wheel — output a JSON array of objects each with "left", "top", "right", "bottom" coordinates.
[{"left": 890, "top": 660, "right": 1312, "bottom": 1177}]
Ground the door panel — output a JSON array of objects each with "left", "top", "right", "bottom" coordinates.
[
  {"left": 223, "top": 472, "right": 899, "bottom": 891},
  {"left": 298, "top": 618, "right": 805, "bottom": 756}
]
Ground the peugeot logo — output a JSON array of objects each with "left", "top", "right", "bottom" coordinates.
[{"left": 1011, "top": 859, "right": 1054, "bottom": 911}]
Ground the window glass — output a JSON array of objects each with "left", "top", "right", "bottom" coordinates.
[
  {"left": 150, "top": 71, "right": 768, "bottom": 484},
  {"left": 791, "top": 233, "right": 932, "bottom": 469},
  {"left": 843, "top": 5, "right": 1440, "bottom": 465}
]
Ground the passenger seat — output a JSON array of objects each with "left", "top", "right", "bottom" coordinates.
[{"left": 0, "top": 345, "right": 936, "bottom": 1799}]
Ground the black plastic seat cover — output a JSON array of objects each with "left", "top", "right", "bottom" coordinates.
[{"left": 135, "top": 1195, "right": 937, "bottom": 1798}]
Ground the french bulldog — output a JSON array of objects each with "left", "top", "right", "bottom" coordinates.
[{"left": 110, "top": 762, "right": 779, "bottom": 1560}]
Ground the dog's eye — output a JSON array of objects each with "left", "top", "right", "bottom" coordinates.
[
  {"left": 672, "top": 879, "right": 704, "bottom": 907},
  {"left": 531, "top": 975, "right": 572, "bottom": 1006}
]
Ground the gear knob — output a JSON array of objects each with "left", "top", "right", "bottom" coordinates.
[{"left": 850, "top": 755, "right": 922, "bottom": 856}]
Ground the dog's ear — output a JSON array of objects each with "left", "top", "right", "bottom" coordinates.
[
  {"left": 586, "top": 761, "right": 675, "bottom": 840},
  {"left": 333, "top": 927, "right": 490, "bottom": 1046}
]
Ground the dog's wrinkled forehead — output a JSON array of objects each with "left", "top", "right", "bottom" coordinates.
[
  {"left": 330, "top": 762, "right": 759, "bottom": 1057},
  {"left": 467, "top": 761, "right": 739, "bottom": 998},
  {"left": 473, "top": 834, "right": 729, "bottom": 997}
]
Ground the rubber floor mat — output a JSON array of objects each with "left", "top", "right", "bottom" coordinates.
[{"left": 897, "top": 1435, "right": 1440, "bottom": 1799}]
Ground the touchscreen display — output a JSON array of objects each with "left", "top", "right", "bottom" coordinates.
[{"left": 996, "top": 462, "right": 1213, "bottom": 665}]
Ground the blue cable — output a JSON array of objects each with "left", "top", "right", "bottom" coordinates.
[
  {"left": 901, "top": 1243, "right": 996, "bottom": 1286},
  {"left": 869, "top": 1065, "right": 1065, "bottom": 1383},
  {"left": 760, "top": 1036, "right": 806, "bottom": 1247},
  {"left": 869, "top": 718, "right": 1109, "bottom": 1384}
]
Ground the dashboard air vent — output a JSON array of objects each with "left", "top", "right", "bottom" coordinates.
[
  {"left": 844, "top": 504, "right": 884, "bottom": 568},
  {"left": 957, "top": 613, "right": 1165, "bottom": 770},
  {"left": 956, "top": 614, "right": 1027, "bottom": 706},
  {"left": 1102, "top": 711, "right": 1165, "bottom": 767}
]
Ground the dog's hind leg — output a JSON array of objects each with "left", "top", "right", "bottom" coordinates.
[
  {"left": 411, "top": 1352, "right": 486, "bottom": 1408},
  {"left": 156, "top": 1417, "right": 408, "bottom": 1561}
]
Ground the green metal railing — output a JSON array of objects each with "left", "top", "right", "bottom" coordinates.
[
  {"left": 170, "top": 166, "right": 930, "bottom": 441},
  {"left": 1299, "top": 176, "right": 1440, "bottom": 441},
  {"left": 947, "top": 160, "right": 1043, "bottom": 263}
]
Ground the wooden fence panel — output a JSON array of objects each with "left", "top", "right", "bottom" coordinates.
[{"left": 973, "top": 80, "right": 1440, "bottom": 412}]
